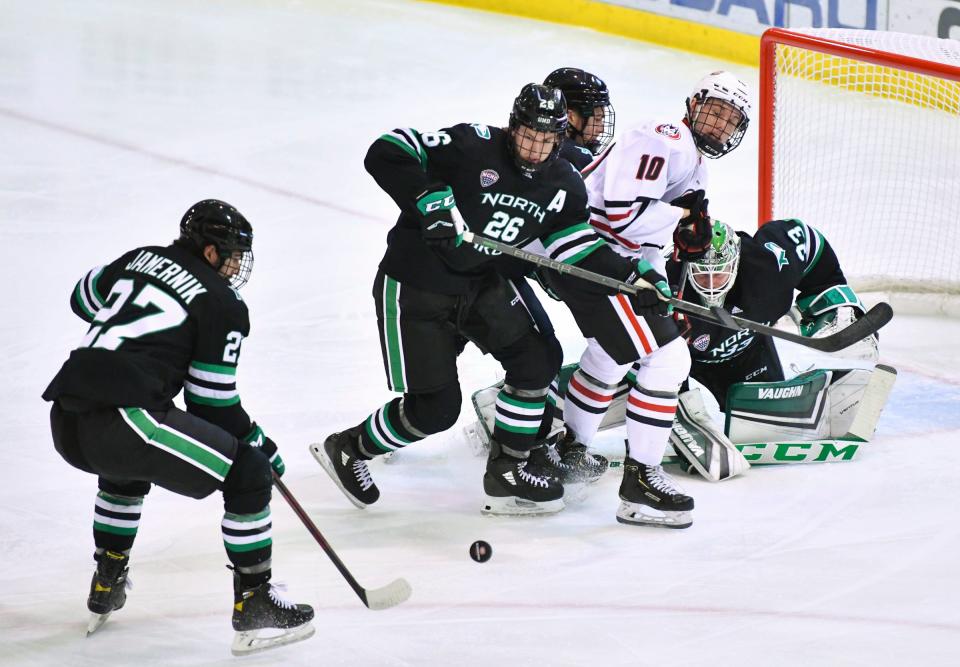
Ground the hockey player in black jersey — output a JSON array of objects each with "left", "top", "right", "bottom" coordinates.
[
  {"left": 42, "top": 200, "right": 313, "bottom": 655},
  {"left": 313, "top": 83, "right": 647, "bottom": 516},
  {"left": 543, "top": 67, "right": 615, "bottom": 169}
]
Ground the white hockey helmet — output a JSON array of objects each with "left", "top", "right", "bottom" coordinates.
[
  {"left": 685, "top": 71, "right": 752, "bottom": 158},
  {"left": 686, "top": 220, "right": 741, "bottom": 307}
]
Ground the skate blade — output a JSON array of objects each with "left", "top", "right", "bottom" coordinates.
[
  {"left": 615, "top": 501, "right": 692, "bottom": 529},
  {"left": 481, "top": 495, "right": 564, "bottom": 516},
  {"left": 308, "top": 442, "right": 369, "bottom": 509},
  {"left": 231, "top": 621, "right": 315, "bottom": 656},
  {"left": 86, "top": 611, "right": 110, "bottom": 636}
]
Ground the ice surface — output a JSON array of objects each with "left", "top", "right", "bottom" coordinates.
[{"left": 2, "top": 2, "right": 958, "bottom": 665}]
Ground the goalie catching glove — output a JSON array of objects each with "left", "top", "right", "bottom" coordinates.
[
  {"left": 671, "top": 189, "right": 712, "bottom": 261},
  {"left": 242, "top": 422, "right": 285, "bottom": 477},
  {"left": 415, "top": 183, "right": 466, "bottom": 249}
]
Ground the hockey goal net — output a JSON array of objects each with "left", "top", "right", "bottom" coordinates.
[{"left": 759, "top": 28, "right": 960, "bottom": 311}]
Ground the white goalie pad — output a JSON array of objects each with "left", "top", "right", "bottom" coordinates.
[
  {"left": 466, "top": 376, "right": 627, "bottom": 455},
  {"left": 465, "top": 384, "right": 499, "bottom": 455},
  {"left": 669, "top": 389, "right": 750, "bottom": 482},
  {"left": 726, "top": 364, "right": 897, "bottom": 445}
]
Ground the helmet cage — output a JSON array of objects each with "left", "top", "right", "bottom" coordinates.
[
  {"left": 179, "top": 199, "right": 255, "bottom": 289},
  {"left": 686, "top": 221, "right": 740, "bottom": 307},
  {"left": 508, "top": 84, "right": 568, "bottom": 175},
  {"left": 542, "top": 68, "right": 615, "bottom": 153},
  {"left": 685, "top": 71, "right": 751, "bottom": 159},
  {"left": 687, "top": 97, "right": 748, "bottom": 158},
  {"left": 571, "top": 102, "right": 616, "bottom": 154}
]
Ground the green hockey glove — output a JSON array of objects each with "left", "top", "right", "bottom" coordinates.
[
  {"left": 415, "top": 183, "right": 465, "bottom": 249},
  {"left": 242, "top": 422, "right": 285, "bottom": 477},
  {"left": 628, "top": 260, "right": 673, "bottom": 317}
]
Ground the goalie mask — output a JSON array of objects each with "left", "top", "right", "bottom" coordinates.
[
  {"left": 508, "top": 83, "right": 568, "bottom": 176},
  {"left": 543, "top": 67, "right": 615, "bottom": 154},
  {"left": 685, "top": 71, "right": 751, "bottom": 159},
  {"left": 179, "top": 199, "right": 254, "bottom": 289},
  {"left": 687, "top": 221, "right": 740, "bottom": 307}
]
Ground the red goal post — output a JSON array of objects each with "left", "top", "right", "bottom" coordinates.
[{"left": 758, "top": 28, "right": 960, "bottom": 309}]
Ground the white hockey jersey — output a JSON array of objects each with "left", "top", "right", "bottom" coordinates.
[{"left": 583, "top": 119, "right": 708, "bottom": 272}]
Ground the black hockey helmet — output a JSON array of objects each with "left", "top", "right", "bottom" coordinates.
[
  {"left": 507, "top": 83, "right": 568, "bottom": 175},
  {"left": 543, "top": 67, "right": 615, "bottom": 153},
  {"left": 178, "top": 199, "right": 254, "bottom": 289}
]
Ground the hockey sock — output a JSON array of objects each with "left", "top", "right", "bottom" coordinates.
[
  {"left": 545, "top": 375, "right": 564, "bottom": 425},
  {"left": 93, "top": 491, "right": 143, "bottom": 554},
  {"left": 222, "top": 507, "right": 272, "bottom": 588},
  {"left": 564, "top": 368, "right": 619, "bottom": 445},
  {"left": 359, "top": 397, "right": 427, "bottom": 455},
  {"left": 626, "top": 384, "right": 678, "bottom": 465},
  {"left": 492, "top": 385, "right": 546, "bottom": 450}
]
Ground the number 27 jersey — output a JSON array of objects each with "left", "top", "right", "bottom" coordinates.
[{"left": 43, "top": 243, "right": 253, "bottom": 436}]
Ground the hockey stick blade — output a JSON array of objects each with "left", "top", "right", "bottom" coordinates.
[
  {"left": 273, "top": 473, "right": 412, "bottom": 611},
  {"left": 459, "top": 227, "right": 893, "bottom": 353},
  {"left": 794, "top": 302, "right": 893, "bottom": 353},
  {"left": 362, "top": 577, "right": 413, "bottom": 610}
]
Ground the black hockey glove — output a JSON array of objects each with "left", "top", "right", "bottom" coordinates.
[
  {"left": 671, "top": 189, "right": 712, "bottom": 261},
  {"left": 415, "top": 183, "right": 465, "bottom": 249},
  {"left": 243, "top": 422, "right": 285, "bottom": 477},
  {"left": 628, "top": 260, "right": 673, "bottom": 317},
  {"left": 532, "top": 268, "right": 562, "bottom": 301}
]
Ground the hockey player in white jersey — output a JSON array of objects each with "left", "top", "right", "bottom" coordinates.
[{"left": 543, "top": 71, "right": 753, "bottom": 528}]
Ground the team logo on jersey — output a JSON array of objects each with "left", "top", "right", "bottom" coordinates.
[
  {"left": 693, "top": 333, "right": 711, "bottom": 351},
  {"left": 656, "top": 124, "right": 681, "bottom": 139},
  {"left": 764, "top": 242, "right": 789, "bottom": 271},
  {"left": 480, "top": 169, "right": 499, "bottom": 188}
]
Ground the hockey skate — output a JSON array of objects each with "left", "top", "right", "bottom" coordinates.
[
  {"left": 616, "top": 457, "right": 694, "bottom": 529},
  {"left": 86, "top": 550, "right": 131, "bottom": 636},
  {"left": 482, "top": 441, "right": 564, "bottom": 516},
  {"left": 310, "top": 428, "right": 379, "bottom": 508},
  {"left": 555, "top": 432, "right": 608, "bottom": 483},
  {"left": 231, "top": 571, "right": 315, "bottom": 655}
]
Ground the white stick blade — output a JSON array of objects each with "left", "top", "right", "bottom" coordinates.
[{"left": 364, "top": 577, "right": 412, "bottom": 610}]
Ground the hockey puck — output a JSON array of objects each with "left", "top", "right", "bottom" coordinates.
[{"left": 469, "top": 540, "right": 492, "bottom": 563}]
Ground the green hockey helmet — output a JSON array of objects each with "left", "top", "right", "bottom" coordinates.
[{"left": 686, "top": 220, "right": 740, "bottom": 307}]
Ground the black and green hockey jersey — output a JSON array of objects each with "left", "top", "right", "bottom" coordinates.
[
  {"left": 667, "top": 218, "right": 862, "bottom": 365},
  {"left": 43, "top": 242, "right": 253, "bottom": 437},
  {"left": 558, "top": 137, "right": 596, "bottom": 171},
  {"left": 365, "top": 123, "right": 635, "bottom": 295}
]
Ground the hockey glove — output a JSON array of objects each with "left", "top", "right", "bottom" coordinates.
[
  {"left": 532, "top": 268, "right": 562, "bottom": 301},
  {"left": 415, "top": 183, "right": 465, "bottom": 249},
  {"left": 671, "top": 189, "right": 712, "bottom": 261},
  {"left": 242, "top": 422, "right": 285, "bottom": 477},
  {"left": 628, "top": 260, "right": 673, "bottom": 317}
]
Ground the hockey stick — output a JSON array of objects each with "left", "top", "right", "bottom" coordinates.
[
  {"left": 272, "top": 473, "right": 412, "bottom": 610},
  {"left": 459, "top": 229, "right": 892, "bottom": 353}
]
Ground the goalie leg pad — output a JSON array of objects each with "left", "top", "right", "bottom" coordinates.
[
  {"left": 670, "top": 389, "right": 750, "bottom": 482},
  {"left": 725, "top": 365, "right": 896, "bottom": 445}
]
